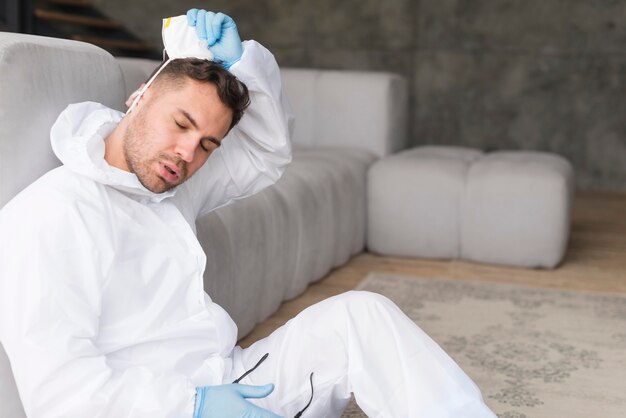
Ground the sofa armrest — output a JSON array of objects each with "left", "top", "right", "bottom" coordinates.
[
  {"left": 0, "top": 33, "right": 126, "bottom": 209},
  {"left": 281, "top": 68, "right": 408, "bottom": 157}
]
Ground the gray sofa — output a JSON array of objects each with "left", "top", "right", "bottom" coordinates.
[{"left": 0, "top": 32, "right": 407, "bottom": 417}]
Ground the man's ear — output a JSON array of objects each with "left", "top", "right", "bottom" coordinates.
[{"left": 125, "top": 83, "right": 146, "bottom": 108}]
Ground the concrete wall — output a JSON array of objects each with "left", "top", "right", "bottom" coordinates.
[{"left": 95, "top": 0, "right": 626, "bottom": 191}]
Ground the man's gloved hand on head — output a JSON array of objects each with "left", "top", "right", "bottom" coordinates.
[
  {"left": 194, "top": 383, "right": 284, "bottom": 418},
  {"left": 187, "top": 9, "right": 243, "bottom": 69}
]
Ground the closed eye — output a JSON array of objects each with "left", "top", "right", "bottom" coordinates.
[
  {"left": 175, "top": 120, "right": 187, "bottom": 130},
  {"left": 200, "top": 138, "right": 220, "bottom": 152}
]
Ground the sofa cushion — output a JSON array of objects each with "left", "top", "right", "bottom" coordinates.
[
  {"left": 196, "top": 146, "right": 376, "bottom": 338},
  {"left": 0, "top": 33, "right": 126, "bottom": 209},
  {"left": 461, "top": 151, "right": 574, "bottom": 267},
  {"left": 367, "top": 146, "right": 483, "bottom": 258}
]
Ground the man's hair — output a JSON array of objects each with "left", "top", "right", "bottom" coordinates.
[{"left": 150, "top": 58, "right": 250, "bottom": 131}]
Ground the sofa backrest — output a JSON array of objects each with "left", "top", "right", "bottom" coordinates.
[
  {"left": 0, "top": 31, "right": 127, "bottom": 418},
  {"left": 117, "top": 58, "right": 409, "bottom": 158},
  {"left": 280, "top": 68, "right": 408, "bottom": 157}
]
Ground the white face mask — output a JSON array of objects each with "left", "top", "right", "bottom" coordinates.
[
  {"left": 162, "top": 15, "right": 214, "bottom": 61},
  {"left": 126, "top": 15, "right": 214, "bottom": 114}
]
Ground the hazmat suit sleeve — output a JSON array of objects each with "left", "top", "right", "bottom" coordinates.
[
  {"left": 182, "top": 40, "right": 294, "bottom": 218},
  {"left": 0, "top": 191, "right": 196, "bottom": 418}
]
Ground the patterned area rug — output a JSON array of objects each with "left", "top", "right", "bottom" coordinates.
[{"left": 340, "top": 273, "right": 626, "bottom": 417}]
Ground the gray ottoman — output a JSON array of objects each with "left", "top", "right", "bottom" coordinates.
[{"left": 367, "top": 146, "right": 575, "bottom": 268}]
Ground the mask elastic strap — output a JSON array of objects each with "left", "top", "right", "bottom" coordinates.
[{"left": 125, "top": 58, "right": 173, "bottom": 115}]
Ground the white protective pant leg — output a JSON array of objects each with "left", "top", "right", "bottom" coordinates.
[{"left": 228, "top": 291, "right": 496, "bottom": 418}]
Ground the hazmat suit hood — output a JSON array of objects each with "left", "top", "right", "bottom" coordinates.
[{"left": 50, "top": 101, "right": 177, "bottom": 201}]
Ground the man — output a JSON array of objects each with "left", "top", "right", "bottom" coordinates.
[{"left": 0, "top": 8, "right": 495, "bottom": 418}]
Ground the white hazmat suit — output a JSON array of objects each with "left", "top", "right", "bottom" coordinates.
[{"left": 0, "top": 40, "right": 495, "bottom": 417}]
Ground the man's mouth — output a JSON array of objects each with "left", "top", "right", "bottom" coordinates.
[{"left": 159, "top": 161, "right": 181, "bottom": 183}]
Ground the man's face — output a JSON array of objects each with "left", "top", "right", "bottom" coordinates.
[{"left": 123, "top": 78, "right": 233, "bottom": 194}]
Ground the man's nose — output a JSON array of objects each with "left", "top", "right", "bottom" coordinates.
[{"left": 174, "top": 137, "right": 196, "bottom": 163}]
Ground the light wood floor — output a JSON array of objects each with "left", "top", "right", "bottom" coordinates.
[{"left": 239, "top": 190, "right": 626, "bottom": 347}]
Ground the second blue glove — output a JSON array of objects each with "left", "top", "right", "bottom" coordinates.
[{"left": 194, "top": 383, "right": 283, "bottom": 418}]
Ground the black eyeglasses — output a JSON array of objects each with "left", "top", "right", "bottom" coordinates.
[{"left": 233, "top": 353, "right": 315, "bottom": 418}]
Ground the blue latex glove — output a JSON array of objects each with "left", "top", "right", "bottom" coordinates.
[
  {"left": 187, "top": 9, "right": 243, "bottom": 69},
  {"left": 193, "top": 383, "right": 283, "bottom": 418}
]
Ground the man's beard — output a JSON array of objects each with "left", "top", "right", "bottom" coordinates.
[{"left": 122, "top": 113, "right": 188, "bottom": 194}]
